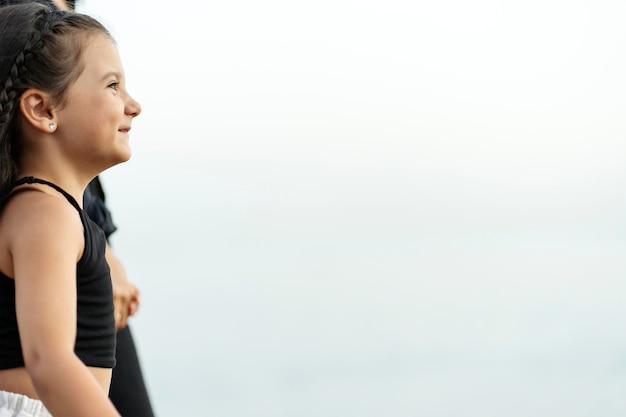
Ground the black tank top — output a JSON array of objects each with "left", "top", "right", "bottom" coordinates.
[{"left": 0, "top": 177, "right": 116, "bottom": 369}]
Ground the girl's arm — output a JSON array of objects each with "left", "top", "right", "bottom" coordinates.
[{"left": 9, "top": 193, "right": 120, "bottom": 417}]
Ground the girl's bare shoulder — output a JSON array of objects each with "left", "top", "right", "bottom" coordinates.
[{"left": 1, "top": 187, "right": 83, "bottom": 247}]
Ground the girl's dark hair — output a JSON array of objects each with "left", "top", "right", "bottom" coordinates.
[{"left": 0, "top": 2, "right": 111, "bottom": 190}]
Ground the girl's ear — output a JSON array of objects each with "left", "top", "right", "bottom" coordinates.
[{"left": 19, "top": 89, "right": 57, "bottom": 134}]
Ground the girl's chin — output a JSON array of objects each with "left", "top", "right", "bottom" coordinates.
[
  {"left": 104, "top": 149, "right": 132, "bottom": 170},
  {"left": 115, "top": 145, "right": 132, "bottom": 162}
]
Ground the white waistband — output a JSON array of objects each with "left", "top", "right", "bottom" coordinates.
[{"left": 0, "top": 390, "right": 51, "bottom": 417}]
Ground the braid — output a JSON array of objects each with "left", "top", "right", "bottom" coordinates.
[
  {"left": 0, "top": 5, "right": 51, "bottom": 189},
  {"left": 0, "top": 63, "right": 22, "bottom": 186},
  {"left": 0, "top": 8, "right": 49, "bottom": 125}
]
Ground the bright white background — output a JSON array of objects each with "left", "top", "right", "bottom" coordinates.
[{"left": 78, "top": 1, "right": 626, "bottom": 416}]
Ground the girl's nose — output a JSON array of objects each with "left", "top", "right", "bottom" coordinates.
[{"left": 126, "top": 95, "right": 142, "bottom": 117}]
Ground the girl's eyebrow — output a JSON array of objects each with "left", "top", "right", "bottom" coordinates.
[{"left": 100, "top": 71, "right": 122, "bottom": 81}]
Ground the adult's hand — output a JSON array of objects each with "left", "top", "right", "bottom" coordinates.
[{"left": 105, "top": 243, "right": 141, "bottom": 329}]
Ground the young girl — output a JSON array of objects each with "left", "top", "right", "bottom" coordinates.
[{"left": 0, "top": 3, "right": 141, "bottom": 416}]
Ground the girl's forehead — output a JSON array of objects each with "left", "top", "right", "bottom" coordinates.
[
  {"left": 77, "top": 35, "right": 124, "bottom": 79},
  {"left": 83, "top": 34, "right": 121, "bottom": 62}
]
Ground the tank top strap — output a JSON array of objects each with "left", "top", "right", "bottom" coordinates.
[{"left": 13, "top": 176, "right": 82, "bottom": 212}]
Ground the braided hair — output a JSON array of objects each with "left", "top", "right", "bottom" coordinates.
[{"left": 0, "top": 2, "right": 111, "bottom": 190}]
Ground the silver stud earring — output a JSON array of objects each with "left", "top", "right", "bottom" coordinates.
[{"left": 48, "top": 122, "right": 55, "bottom": 131}]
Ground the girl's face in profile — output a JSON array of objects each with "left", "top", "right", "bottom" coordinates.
[{"left": 55, "top": 33, "right": 141, "bottom": 170}]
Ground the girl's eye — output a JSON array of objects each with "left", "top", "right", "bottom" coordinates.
[{"left": 108, "top": 82, "right": 120, "bottom": 91}]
